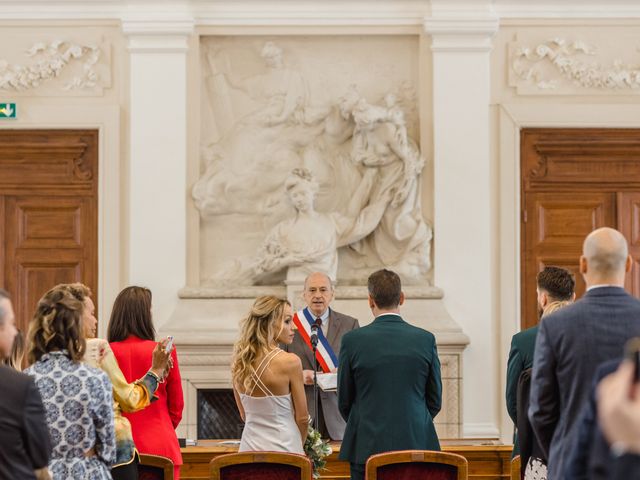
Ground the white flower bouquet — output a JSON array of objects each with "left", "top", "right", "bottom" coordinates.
[{"left": 304, "top": 424, "right": 333, "bottom": 479}]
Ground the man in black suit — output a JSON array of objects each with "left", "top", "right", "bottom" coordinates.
[
  {"left": 338, "top": 269, "right": 441, "bottom": 480},
  {"left": 0, "top": 289, "right": 51, "bottom": 480},
  {"left": 287, "top": 272, "right": 359, "bottom": 440},
  {"left": 529, "top": 227, "right": 640, "bottom": 480}
]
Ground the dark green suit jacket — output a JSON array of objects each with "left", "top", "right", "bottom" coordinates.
[
  {"left": 505, "top": 325, "right": 538, "bottom": 456},
  {"left": 337, "top": 314, "right": 442, "bottom": 465}
]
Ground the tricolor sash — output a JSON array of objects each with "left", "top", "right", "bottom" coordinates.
[{"left": 292, "top": 307, "right": 338, "bottom": 373}]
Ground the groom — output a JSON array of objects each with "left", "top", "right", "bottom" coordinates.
[{"left": 338, "top": 269, "right": 442, "bottom": 480}]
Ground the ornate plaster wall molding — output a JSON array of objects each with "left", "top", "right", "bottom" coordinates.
[
  {"left": 0, "top": 40, "right": 105, "bottom": 93},
  {"left": 510, "top": 37, "right": 640, "bottom": 93}
]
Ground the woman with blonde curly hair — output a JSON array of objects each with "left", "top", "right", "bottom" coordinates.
[
  {"left": 232, "top": 295, "right": 308, "bottom": 452},
  {"left": 24, "top": 284, "right": 116, "bottom": 480}
]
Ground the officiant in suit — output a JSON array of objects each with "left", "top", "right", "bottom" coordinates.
[
  {"left": 285, "top": 272, "right": 359, "bottom": 440},
  {"left": 338, "top": 269, "right": 442, "bottom": 480}
]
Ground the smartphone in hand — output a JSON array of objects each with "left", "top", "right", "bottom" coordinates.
[{"left": 165, "top": 335, "right": 174, "bottom": 354}]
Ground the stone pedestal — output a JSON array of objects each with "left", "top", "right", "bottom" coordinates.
[{"left": 161, "top": 285, "right": 468, "bottom": 440}]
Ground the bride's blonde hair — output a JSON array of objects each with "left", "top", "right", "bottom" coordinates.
[{"left": 231, "top": 295, "right": 290, "bottom": 392}]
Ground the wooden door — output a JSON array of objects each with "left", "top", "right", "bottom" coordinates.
[
  {"left": 522, "top": 192, "right": 615, "bottom": 327},
  {"left": 521, "top": 128, "right": 640, "bottom": 329},
  {"left": 0, "top": 130, "right": 98, "bottom": 334},
  {"left": 618, "top": 192, "right": 640, "bottom": 296}
]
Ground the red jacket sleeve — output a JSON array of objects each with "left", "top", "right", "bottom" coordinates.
[{"left": 166, "top": 348, "right": 184, "bottom": 429}]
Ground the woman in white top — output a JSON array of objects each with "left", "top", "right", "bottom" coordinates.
[{"left": 231, "top": 296, "right": 309, "bottom": 452}]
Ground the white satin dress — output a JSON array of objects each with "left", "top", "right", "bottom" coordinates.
[{"left": 238, "top": 349, "right": 304, "bottom": 454}]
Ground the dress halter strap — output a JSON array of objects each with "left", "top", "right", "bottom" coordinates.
[{"left": 248, "top": 348, "right": 282, "bottom": 397}]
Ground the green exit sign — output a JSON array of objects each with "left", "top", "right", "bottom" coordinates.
[{"left": 0, "top": 103, "right": 16, "bottom": 118}]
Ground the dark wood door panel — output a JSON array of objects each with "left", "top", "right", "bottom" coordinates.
[
  {"left": 527, "top": 193, "right": 616, "bottom": 248},
  {"left": 522, "top": 128, "right": 640, "bottom": 329},
  {"left": 0, "top": 130, "right": 98, "bottom": 334},
  {"left": 13, "top": 260, "right": 82, "bottom": 330},
  {"left": 9, "top": 197, "right": 87, "bottom": 249},
  {"left": 618, "top": 192, "right": 640, "bottom": 297}
]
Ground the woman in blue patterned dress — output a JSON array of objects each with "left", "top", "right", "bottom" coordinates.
[{"left": 24, "top": 284, "right": 116, "bottom": 480}]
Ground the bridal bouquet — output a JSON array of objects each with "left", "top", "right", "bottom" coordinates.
[{"left": 304, "top": 424, "right": 333, "bottom": 479}]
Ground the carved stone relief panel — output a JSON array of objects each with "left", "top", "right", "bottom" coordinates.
[
  {"left": 508, "top": 29, "right": 640, "bottom": 95},
  {"left": 0, "top": 30, "right": 112, "bottom": 96},
  {"left": 195, "top": 35, "right": 432, "bottom": 286}
]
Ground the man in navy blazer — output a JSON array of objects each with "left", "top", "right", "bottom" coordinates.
[
  {"left": 0, "top": 289, "right": 51, "bottom": 480},
  {"left": 596, "top": 359, "right": 640, "bottom": 480},
  {"left": 338, "top": 269, "right": 442, "bottom": 480},
  {"left": 529, "top": 227, "right": 640, "bottom": 480}
]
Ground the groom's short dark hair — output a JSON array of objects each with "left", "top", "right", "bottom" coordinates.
[{"left": 368, "top": 269, "right": 401, "bottom": 309}]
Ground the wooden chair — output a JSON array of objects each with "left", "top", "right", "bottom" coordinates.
[
  {"left": 138, "top": 453, "right": 174, "bottom": 480},
  {"left": 210, "top": 451, "right": 313, "bottom": 480},
  {"left": 365, "top": 450, "right": 468, "bottom": 480},
  {"left": 511, "top": 455, "right": 521, "bottom": 480}
]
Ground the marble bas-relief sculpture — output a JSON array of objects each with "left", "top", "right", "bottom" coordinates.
[
  {"left": 174, "top": 37, "right": 467, "bottom": 440},
  {"left": 193, "top": 39, "right": 432, "bottom": 285},
  {"left": 215, "top": 167, "right": 389, "bottom": 284},
  {"left": 0, "top": 39, "right": 106, "bottom": 92}
]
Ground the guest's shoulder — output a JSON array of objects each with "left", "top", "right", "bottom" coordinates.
[
  {"left": 0, "top": 364, "right": 33, "bottom": 386},
  {"left": 331, "top": 309, "right": 359, "bottom": 327},
  {"left": 79, "top": 362, "right": 112, "bottom": 385},
  {"left": 512, "top": 325, "right": 539, "bottom": 344}
]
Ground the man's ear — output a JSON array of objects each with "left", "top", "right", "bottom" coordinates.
[
  {"left": 538, "top": 291, "right": 548, "bottom": 309},
  {"left": 626, "top": 254, "right": 633, "bottom": 273},
  {"left": 398, "top": 291, "right": 405, "bottom": 306},
  {"left": 368, "top": 294, "right": 375, "bottom": 310},
  {"left": 579, "top": 255, "right": 588, "bottom": 275}
]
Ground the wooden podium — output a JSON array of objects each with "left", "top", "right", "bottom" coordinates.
[{"left": 180, "top": 439, "right": 512, "bottom": 480}]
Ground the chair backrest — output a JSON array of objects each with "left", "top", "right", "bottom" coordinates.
[
  {"left": 138, "top": 453, "right": 174, "bottom": 480},
  {"left": 210, "top": 452, "right": 313, "bottom": 480},
  {"left": 511, "top": 455, "right": 521, "bottom": 480},
  {"left": 365, "top": 450, "right": 468, "bottom": 480}
]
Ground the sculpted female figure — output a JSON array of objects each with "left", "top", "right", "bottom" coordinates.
[
  {"left": 194, "top": 41, "right": 310, "bottom": 216},
  {"left": 232, "top": 167, "right": 387, "bottom": 284},
  {"left": 232, "top": 296, "right": 308, "bottom": 452},
  {"left": 348, "top": 97, "right": 432, "bottom": 280}
]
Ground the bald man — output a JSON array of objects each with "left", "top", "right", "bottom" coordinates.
[
  {"left": 285, "top": 272, "right": 359, "bottom": 440},
  {"left": 529, "top": 227, "right": 640, "bottom": 480}
]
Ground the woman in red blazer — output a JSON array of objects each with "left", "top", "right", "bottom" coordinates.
[{"left": 108, "top": 286, "right": 184, "bottom": 479}]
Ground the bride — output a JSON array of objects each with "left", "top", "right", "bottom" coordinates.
[{"left": 231, "top": 296, "right": 309, "bottom": 452}]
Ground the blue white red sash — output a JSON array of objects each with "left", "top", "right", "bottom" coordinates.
[{"left": 292, "top": 307, "right": 338, "bottom": 373}]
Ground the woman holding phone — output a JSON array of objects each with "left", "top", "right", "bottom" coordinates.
[
  {"left": 108, "top": 286, "right": 184, "bottom": 480},
  {"left": 58, "top": 283, "right": 172, "bottom": 480}
]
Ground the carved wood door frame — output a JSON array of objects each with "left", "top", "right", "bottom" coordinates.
[
  {"left": 0, "top": 129, "right": 98, "bottom": 334},
  {"left": 521, "top": 128, "right": 640, "bottom": 329}
]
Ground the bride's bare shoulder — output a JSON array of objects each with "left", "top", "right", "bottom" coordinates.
[{"left": 274, "top": 350, "right": 302, "bottom": 371}]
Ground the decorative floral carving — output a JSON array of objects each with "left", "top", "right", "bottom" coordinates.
[
  {"left": 0, "top": 40, "right": 102, "bottom": 91},
  {"left": 512, "top": 37, "right": 640, "bottom": 90}
]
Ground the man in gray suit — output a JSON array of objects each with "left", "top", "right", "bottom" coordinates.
[
  {"left": 529, "top": 227, "right": 640, "bottom": 480},
  {"left": 286, "top": 272, "right": 359, "bottom": 440}
]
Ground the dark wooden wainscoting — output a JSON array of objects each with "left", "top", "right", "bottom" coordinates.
[
  {"left": 521, "top": 128, "right": 640, "bottom": 329},
  {"left": 0, "top": 130, "right": 98, "bottom": 333}
]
